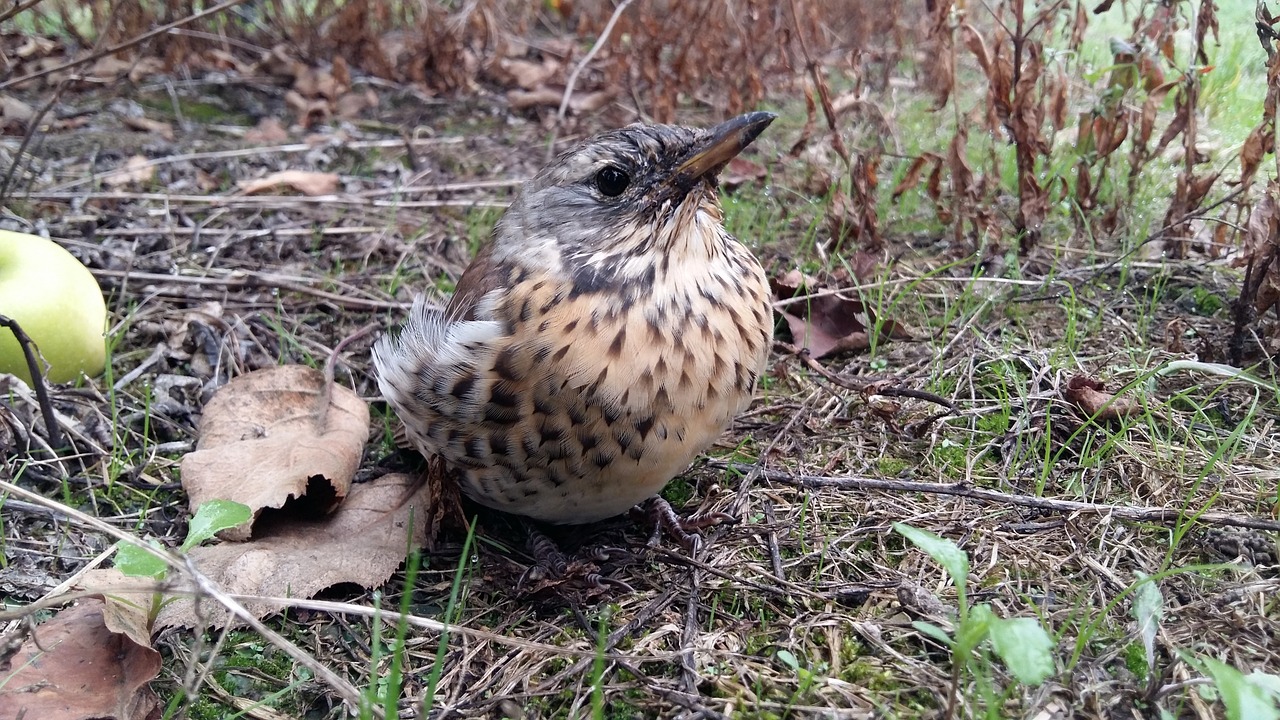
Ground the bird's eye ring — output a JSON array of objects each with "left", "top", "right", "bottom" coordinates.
[{"left": 594, "top": 166, "right": 630, "bottom": 197}]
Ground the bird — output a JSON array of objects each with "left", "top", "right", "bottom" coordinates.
[{"left": 373, "top": 112, "right": 776, "bottom": 545}]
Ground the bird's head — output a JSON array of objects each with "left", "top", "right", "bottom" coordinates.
[{"left": 493, "top": 112, "right": 776, "bottom": 286}]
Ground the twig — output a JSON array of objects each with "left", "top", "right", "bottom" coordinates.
[
  {"left": 89, "top": 268, "right": 419, "bottom": 311},
  {"left": 1081, "top": 188, "right": 1245, "bottom": 285},
  {"left": 181, "top": 558, "right": 383, "bottom": 718},
  {"left": 0, "top": 314, "right": 64, "bottom": 451},
  {"left": 546, "top": 0, "right": 635, "bottom": 161},
  {"left": 0, "top": 478, "right": 377, "bottom": 716},
  {"left": 712, "top": 463, "right": 1280, "bottom": 532},
  {"left": 0, "top": 0, "right": 45, "bottom": 25},
  {"left": 45, "top": 137, "right": 473, "bottom": 194},
  {"left": 319, "top": 323, "right": 379, "bottom": 428},
  {"left": 762, "top": 500, "right": 785, "bottom": 582},
  {"left": 0, "top": 0, "right": 252, "bottom": 91},
  {"left": 776, "top": 341, "right": 956, "bottom": 413}
]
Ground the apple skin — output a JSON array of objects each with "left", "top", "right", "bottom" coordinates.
[{"left": 0, "top": 230, "right": 107, "bottom": 384}]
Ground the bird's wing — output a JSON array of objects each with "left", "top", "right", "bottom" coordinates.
[
  {"left": 372, "top": 241, "right": 511, "bottom": 426},
  {"left": 444, "top": 240, "right": 502, "bottom": 322}
]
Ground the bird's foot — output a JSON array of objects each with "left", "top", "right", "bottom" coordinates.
[
  {"left": 635, "top": 497, "right": 737, "bottom": 553},
  {"left": 518, "top": 524, "right": 633, "bottom": 594}
]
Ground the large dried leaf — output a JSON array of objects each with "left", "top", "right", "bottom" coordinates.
[
  {"left": 237, "top": 170, "right": 340, "bottom": 196},
  {"left": 180, "top": 365, "right": 368, "bottom": 540},
  {"left": 1063, "top": 374, "right": 1140, "bottom": 421},
  {"left": 78, "top": 570, "right": 161, "bottom": 650},
  {"left": 771, "top": 268, "right": 912, "bottom": 359},
  {"left": 156, "top": 473, "right": 429, "bottom": 629},
  {"left": 0, "top": 599, "right": 160, "bottom": 720},
  {"left": 102, "top": 155, "right": 155, "bottom": 188}
]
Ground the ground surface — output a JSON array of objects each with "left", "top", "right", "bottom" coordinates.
[{"left": 3, "top": 6, "right": 1280, "bottom": 719}]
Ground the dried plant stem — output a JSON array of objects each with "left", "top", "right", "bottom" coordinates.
[
  {"left": 0, "top": 314, "right": 64, "bottom": 451},
  {"left": 547, "top": 0, "right": 636, "bottom": 160},
  {"left": 716, "top": 464, "right": 1280, "bottom": 532},
  {"left": 0, "top": 0, "right": 251, "bottom": 91},
  {"left": 0, "top": 477, "right": 378, "bottom": 716}
]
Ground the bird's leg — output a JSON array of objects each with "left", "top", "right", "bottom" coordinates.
[
  {"left": 636, "top": 497, "right": 737, "bottom": 553},
  {"left": 523, "top": 524, "right": 569, "bottom": 580},
  {"left": 519, "top": 523, "right": 632, "bottom": 592}
]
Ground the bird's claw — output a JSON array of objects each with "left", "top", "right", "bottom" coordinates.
[{"left": 639, "top": 497, "right": 736, "bottom": 553}]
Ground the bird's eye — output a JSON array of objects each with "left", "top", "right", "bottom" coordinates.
[{"left": 594, "top": 166, "right": 630, "bottom": 197}]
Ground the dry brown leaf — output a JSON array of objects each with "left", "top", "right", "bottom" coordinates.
[
  {"left": 238, "top": 170, "right": 340, "bottom": 197},
  {"left": 0, "top": 598, "right": 161, "bottom": 720},
  {"left": 335, "top": 89, "right": 378, "bottom": 119},
  {"left": 0, "top": 94, "right": 34, "bottom": 126},
  {"left": 244, "top": 117, "right": 290, "bottom": 144},
  {"left": 499, "top": 57, "right": 561, "bottom": 89},
  {"left": 719, "top": 156, "right": 768, "bottom": 191},
  {"left": 156, "top": 473, "right": 429, "bottom": 629},
  {"left": 891, "top": 154, "right": 934, "bottom": 201},
  {"left": 283, "top": 89, "right": 330, "bottom": 128},
  {"left": 506, "top": 86, "right": 613, "bottom": 114},
  {"left": 102, "top": 155, "right": 155, "bottom": 188},
  {"left": 120, "top": 115, "right": 174, "bottom": 141},
  {"left": 1063, "top": 374, "right": 1140, "bottom": 420},
  {"left": 77, "top": 570, "right": 164, "bottom": 650},
  {"left": 179, "top": 365, "right": 368, "bottom": 540},
  {"left": 773, "top": 270, "right": 874, "bottom": 359}
]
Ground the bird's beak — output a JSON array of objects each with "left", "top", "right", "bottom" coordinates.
[{"left": 675, "top": 111, "right": 777, "bottom": 182}]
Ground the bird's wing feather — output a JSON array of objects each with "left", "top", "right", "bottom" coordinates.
[{"left": 372, "top": 242, "right": 513, "bottom": 428}]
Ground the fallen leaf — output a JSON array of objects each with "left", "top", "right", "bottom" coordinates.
[
  {"left": 506, "top": 86, "right": 613, "bottom": 114},
  {"left": 334, "top": 89, "right": 378, "bottom": 119},
  {"left": 499, "top": 57, "right": 561, "bottom": 89},
  {"left": 0, "top": 94, "right": 34, "bottom": 126},
  {"left": 78, "top": 569, "right": 164, "bottom": 650},
  {"left": 1063, "top": 374, "right": 1140, "bottom": 420},
  {"left": 243, "top": 117, "right": 289, "bottom": 144},
  {"left": 0, "top": 598, "right": 160, "bottom": 720},
  {"left": 283, "top": 89, "right": 330, "bottom": 128},
  {"left": 102, "top": 155, "right": 155, "bottom": 188},
  {"left": 719, "top": 156, "right": 767, "bottom": 191},
  {"left": 237, "top": 170, "right": 340, "bottom": 196},
  {"left": 120, "top": 115, "right": 174, "bottom": 141},
  {"left": 179, "top": 365, "right": 368, "bottom": 540},
  {"left": 156, "top": 472, "right": 429, "bottom": 629},
  {"left": 772, "top": 271, "right": 869, "bottom": 358}
]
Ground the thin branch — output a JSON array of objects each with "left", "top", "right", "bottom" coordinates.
[
  {"left": 0, "top": 0, "right": 252, "bottom": 91},
  {"left": 0, "top": 314, "right": 64, "bottom": 451},
  {"left": 0, "top": 478, "right": 377, "bottom": 716},
  {"left": 546, "top": 0, "right": 635, "bottom": 161},
  {"left": 713, "top": 463, "right": 1280, "bottom": 532}
]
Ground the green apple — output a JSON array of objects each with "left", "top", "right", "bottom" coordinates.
[{"left": 0, "top": 230, "right": 107, "bottom": 384}]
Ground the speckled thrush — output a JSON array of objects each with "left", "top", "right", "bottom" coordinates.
[{"left": 374, "top": 112, "right": 776, "bottom": 534}]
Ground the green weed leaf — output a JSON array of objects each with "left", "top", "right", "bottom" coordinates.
[
  {"left": 988, "top": 616, "right": 1055, "bottom": 686},
  {"left": 1200, "top": 657, "right": 1280, "bottom": 720},
  {"left": 1246, "top": 671, "right": 1280, "bottom": 698},
  {"left": 776, "top": 649, "right": 800, "bottom": 671},
  {"left": 182, "top": 499, "right": 252, "bottom": 551},
  {"left": 954, "top": 604, "right": 993, "bottom": 658},
  {"left": 893, "top": 523, "right": 969, "bottom": 598},
  {"left": 912, "top": 621, "right": 954, "bottom": 647},
  {"left": 1131, "top": 572, "right": 1163, "bottom": 678},
  {"left": 114, "top": 540, "right": 168, "bottom": 578}
]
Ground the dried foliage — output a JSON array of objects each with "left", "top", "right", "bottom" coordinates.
[
  {"left": 179, "top": 366, "right": 368, "bottom": 540},
  {"left": 0, "top": 599, "right": 161, "bottom": 720}
]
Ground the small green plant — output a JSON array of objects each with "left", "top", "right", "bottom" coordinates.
[
  {"left": 1128, "top": 573, "right": 1280, "bottom": 719},
  {"left": 893, "top": 523, "right": 1055, "bottom": 718},
  {"left": 362, "top": 549, "right": 422, "bottom": 720},
  {"left": 114, "top": 499, "right": 252, "bottom": 616}
]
